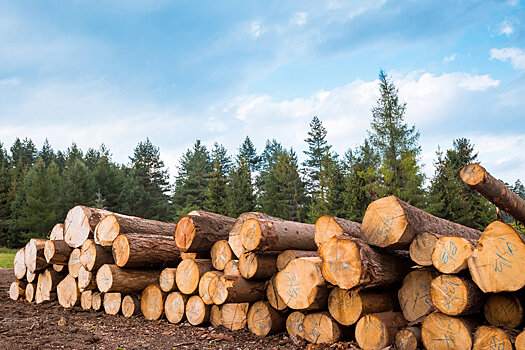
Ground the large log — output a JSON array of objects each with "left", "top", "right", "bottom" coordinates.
[
  {"left": 223, "top": 260, "right": 240, "bottom": 276},
  {"left": 303, "top": 312, "right": 342, "bottom": 344},
  {"left": 13, "top": 248, "right": 26, "bottom": 280},
  {"left": 78, "top": 266, "right": 97, "bottom": 291},
  {"left": 210, "top": 305, "right": 221, "bottom": 328},
  {"left": 9, "top": 280, "right": 27, "bottom": 300},
  {"left": 198, "top": 271, "right": 222, "bottom": 305},
  {"left": 26, "top": 269, "right": 36, "bottom": 283},
  {"left": 175, "top": 259, "right": 213, "bottom": 294},
  {"left": 140, "top": 285, "right": 165, "bottom": 320},
  {"left": 240, "top": 215, "right": 316, "bottom": 252},
  {"left": 398, "top": 269, "right": 438, "bottom": 322},
  {"left": 49, "top": 223, "right": 64, "bottom": 240},
  {"left": 25, "top": 282, "right": 35, "bottom": 302},
  {"left": 103, "top": 292, "right": 122, "bottom": 315},
  {"left": 36, "top": 269, "right": 63, "bottom": 304},
  {"left": 92, "top": 291, "right": 103, "bottom": 311},
  {"left": 328, "top": 287, "right": 396, "bottom": 326},
  {"left": 473, "top": 326, "right": 512, "bottom": 350},
  {"left": 95, "top": 213, "right": 176, "bottom": 246},
  {"left": 468, "top": 221, "right": 525, "bottom": 292},
  {"left": 394, "top": 327, "right": 422, "bottom": 350},
  {"left": 460, "top": 163, "right": 525, "bottom": 224},
  {"left": 286, "top": 311, "right": 306, "bottom": 340},
  {"left": 517, "top": 330, "right": 525, "bottom": 350},
  {"left": 355, "top": 312, "right": 407, "bottom": 350},
  {"left": 57, "top": 274, "right": 80, "bottom": 308},
  {"left": 318, "top": 236, "right": 412, "bottom": 290},
  {"left": 361, "top": 195, "right": 481, "bottom": 248},
  {"left": 314, "top": 215, "right": 361, "bottom": 247},
  {"left": 185, "top": 295, "right": 210, "bottom": 326},
  {"left": 112, "top": 234, "right": 181, "bottom": 268},
  {"left": 239, "top": 252, "right": 277, "bottom": 280},
  {"left": 210, "top": 240, "right": 233, "bottom": 271},
  {"left": 276, "top": 250, "right": 319, "bottom": 271},
  {"left": 122, "top": 294, "right": 141, "bottom": 317},
  {"left": 96, "top": 264, "right": 161, "bottom": 293},
  {"left": 247, "top": 301, "right": 286, "bottom": 337},
  {"left": 430, "top": 274, "right": 484, "bottom": 316},
  {"left": 64, "top": 205, "right": 113, "bottom": 248},
  {"left": 25, "top": 239, "right": 48, "bottom": 273},
  {"left": 208, "top": 275, "right": 266, "bottom": 305},
  {"left": 484, "top": 293, "right": 523, "bottom": 328},
  {"left": 159, "top": 268, "right": 178, "bottom": 292},
  {"left": 165, "top": 292, "right": 188, "bottom": 324},
  {"left": 229, "top": 212, "right": 274, "bottom": 258},
  {"left": 432, "top": 237, "right": 474, "bottom": 274},
  {"left": 44, "top": 240, "right": 72, "bottom": 265},
  {"left": 266, "top": 275, "right": 287, "bottom": 311},
  {"left": 68, "top": 248, "right": 82, "bottom": 278},
  {"left": 221, "top": 303, "right": 250, "bottom": 331},
  {"left": 421, "top": 312, "right": 479, "bottom": 350},
  {"left": 175, "top": 211, "right": 235, "bottom": 253},
  {"left": 79, "top": 239, "right": 114, "bottom": 271},
  {"left": 81, "top": 290, "right": 93, "bottom": 309}
]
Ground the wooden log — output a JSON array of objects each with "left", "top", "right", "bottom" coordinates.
[
  {"left": 198, "top": 271, "right": 222, "bottom": 305},
  {"left": 64, "top": 205, "right": 113, "bottom": 248},
  {"left": 240, "top": 215, "right": 316, "bottom": 252},
  {"left": 122, "top": 294, "right": 141, "bottom": 317},
  {"left": 9, "top": 280, "right": 26, "bottom": 300},
  {"left": 96, "top": 264, "right": 161, "bottom": 293},
  {"left": 328, "top": 287, "right": 396, "bottom": 326},
  {"left": 409, "top": 232, "right": 438, "bottom": 266},
  {"left": 421, "top": 312, "right": 479, "bottom": 350},
  {"left": 26, "top": 269, "right": 36, "bottom": 283},
  {"left": 159, "top": 268, "right": 178, "bottom": 292},
  {"left": 95, "top": 213, "right": 176, "bottom": 246},
  {"left": 185, "top": 295, "right": 210, "bottom": 326},
  {"left": 398, "top": 269, "right": 437, "bottom": 322},
  {"left": 517, "top": 330, "right": 525, "bottom": 350},
  {"left": 13, "top": 248, "right": 26, "bottom": 279},
  {"left": 25, "top": 282, "right": 35, "bottom": 302},
  {"left": 430, "top": 274, "right": 484, "bottom": 316},
  {"left": 57, "top": 274, "right": 80, "bottom": 308},
  {"left": 81, "top": 290, "right": 93, "bottom": 309},
  {"left": 394, "top": 327, "right": 422, "bottom": 350},
  {"left": 286, "top": 311, "right": 306, "bottom": 339},
  {"left": 318, "top": 236, "right": 412, "bottom": 290},
  {"left": 25, "top": 239, "right": 48, "bottom": 273},
  {"left": 175, "top": 259, "right": 213, "bottom": 294},
  {"left": 140, "top": 285, "right": 165, "bottom": 320},
  {"left": 221, "top": 303, "right": 249, "bottom": 331},
  {"left": 247, "top": 301, "right": 286, "bottom": 337},
  {"left": 53, "top": 264, "right": 66, "bottom": 273},
  {"left": 303, "top": 312, "right": 342, "bottom": 344},
  {"left": 209, "top": 275, "right": 266, "bottom": 305},
  {"left": 473, "top": 326, "right": 512, "bottom": 350},
  {"left": 79, "top": 239, "right": 113, "bottom": 271},
  {"left": 44, "top": 240, "right": 72, "bottom": 265},
  {"left": 468, "top": 221, "right": 525, "bottom": 292},
  {"left": 78, "top": 265, "right": 97, "bottom": 291},
  {"left": 361, "top": 195, "right": 481, "bottom": 248},
  {"left": 36, "top": 269, "right": 63, "bottom": 304},
  {"left": 460, "top": 163, "right": 525, "bottom": 224},
  {"left": 484, "top": 293, "right": 523, "bottom": 328},
  {"left": 210, "top": 240, "right": 232, "bottom": 270},
  {"left": 68, "top": 248, "right": 82, "bottom": 278},
  {"left": 165, "top": 292, "right": 188, "bottom": 324},
  {"left": 355, "top": 312, "right": 407, "bottom": 350},
  {"left": 180, "top": 252, "right": 199, "bottom": 259},
  {"left": 210, "top": 305, "right": 221, "bottom": 327},
  {"left": 175, "top": 210, "right": 235, "bottom": 253},
  {"left": 432, "top": 237, "right": 474, "bottom": 274},
  {"left": 314, "top": 215, "right": 361, "bottom": 247},
  {"left": 103, "top": 292, "right": 122, "bottom": 315},
  {"left": 239, "top": 252, "right": 277, "bottom": 280},
  {"left": 266, "top": 275, "right": 287, "bottom": 311},
  {"left": 276, "top": 250, "right": 319, "bottom": 271},
  {"left": 112, "top": 233, "right": 181, "bottom": 268},
  {"left": 49, "top": 223, "right": 64, "bottom": 240},
  {"left": 92, "top": 291, "right": 103, "bottom": 311},
  {"left": 223, "top": 260, "right": 240, "bottom": 276},
  {"left": 229, "top": 212, "right": 273, "bottom": 258}
]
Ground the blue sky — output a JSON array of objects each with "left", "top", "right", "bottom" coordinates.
[{"left": 1, "top": 0, "right": 524, "bottom": 183}]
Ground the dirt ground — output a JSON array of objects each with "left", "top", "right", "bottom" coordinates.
[{"left": 0, "top": 268, "right": 358, "bottom": 349}]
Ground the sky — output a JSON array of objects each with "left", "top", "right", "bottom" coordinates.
[{"left": 0, "top": 0, "right": 524, "bottom": 184}]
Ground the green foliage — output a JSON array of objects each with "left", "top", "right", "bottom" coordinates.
[
  {"left": 238, "top": 136, "right": 260, "bottom": 171},
  {"left": 227, "top": 159, "right": 255, "bottom": 217},
  {"left": 0, "top": 247, "right": 17, "bottom": 268},
  {"left": 205, "top": 143, "right": 231, "bottom": 215},
  {"left": 61, "top": 158, "right": 96, "bottom": 211}
]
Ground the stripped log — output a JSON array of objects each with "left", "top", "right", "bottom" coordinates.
[
  {"left": 180, "top": 252, "right": 198, "bottom": 259},
  {"left": 25, "top": 282, "right": 35, "bottom": 302},
  {"left": 44, "top": 240, "right": 72, "bottom": 265},
  {"left": 78, "top": 265, "right": 97, "bottom": 291},
  {"left": 67, "top": 248, "right": 82, "bottom": 278},
  {"left": 25, "top": 239, "right": 48, "bottom": 273},
  {"left": 210, "top": 240, "right": 232, "bottom": 270},
  {"left": 314, "top": 215, "right": 361, "bottom": 247},
  {"left": 64, "top": 205, "right": 112, "bottom": 248},
  {"left": 36, "top": 269, "right": 63, "bottom": 304},
  {"left": 92, "top": 291, "right": 103, "bottom": 311},
  {"left": 9, "top": 280, "right": 26, "bottom": 300},
  {"left": 79, "top": 239, "right": 113, "bottom": 271},
  {"left": 13, "top": 248, "right": 26, "bottom": 279},
  {"left": 430, "top": 274, "right": 484, "bottom": 316},
  {"left": 140, "top": 285, "right": 165, "bottom": 320},
  {"left": 432, "top": 237, "right": 474, "bottom": 274},
  {"left": 210, "top": 305, "right": 221, "bottom": 327},
  {"left": 221, "top": 303, "right": 250, "bottom": 331},
  {"left": 26, "top": 270, "right": 36, "bottom": 283},
  {"left": 517, "top": 330, "right": 525, "bottom": 350},
  {"left": 175, "top": 211, "right": 235, "bottom": 253},
  {"left": 122, "top": 294, "right": 141, "bottom": 317},
  {"left": 185, "top": 295, "right": 210, "bottom": 326},
  {"left": 57, "top": 274, "right": 80, "bottom": 308},
  {"left": 247, "top": 301, "right": 286, "bottom": 337},
  {"left": 103, "top": 292, "right": 122, "bottom": 315},
  {"left": 398, "top": 269, "right": 437, "bottom": 322},
  {"left": 175, "top": 259, "right": 213, "bottom": 294},
  {"left": 355, "top": 312, "right": 407, "bottom": 350},
  {"left": 421, "top": 312, "right": 479, "bottom": 350},
  {"left": 112, "top": 233, "right": 181, "bottom": 268},
  {"left": 159, "top": 268, "right": 178, "bottom": 293},
  {"left": 484, "top": 293, "right": 523, "bottom": 328},
  {"left": 229, "top": 212, "right": 274, "bottom": 258},
  {"left": 266, "top": 275, "right": 287, "bottom": 311},
  {"left": 276, "top": 250, "right": 319, "bottom": 271},
  {"left": 409, "top": 232, "right": 438, "bottom": 266},
  {"left": 303, "top": 312, "right": 342, "bottom": 344},
  {"left": 286, "top": 311, "right": 306, "bottom": 339},
  {"left": 165, "top": 292, "right": 188, "bottom": 324},
  {"left": 223, "top": 260, "right": 240, "bottom": 276},
  {"left": 198, "top": 271, "right": 222, "bottom": 305},
  {"left": 81, "top": 290, "right": 92, "bottom": 309},
  {"left": 49, "top": 223, "right": 64, "bottom": 240},
  {"left": 239, "top": 252, "right": 277, "bottom": 280},
  {"left": 96, "top": 264, "right": 161, "bottom": 293},
  {"left": 394, "top": 327, "right": 422, "bottom": 350},
  {"left": 361, "top": 195, "right": 481, "bottom": 248},
  {"left": 209, "top": 275, "right": 266, "bottom": 305},
  {"left": 473, "top": 326, "right": 512, "bottom": 350}
]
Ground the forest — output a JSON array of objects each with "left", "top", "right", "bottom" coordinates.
[{"left": 1, "top": 71, "right": 523, "bottom": 248}]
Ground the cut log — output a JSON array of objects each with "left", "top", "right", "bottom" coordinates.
[
  {"left": 239, "top": 252, "right": 277, "bottom": 280},
  {"left": 276, "top": 250, "right": 319, "bottom": 271},
  {"left": 36, "top": 269, "right": 63, "bottom": 304},
  {"left": 25, "top": 239, "right": 48, "bottom": 273},
  {"left": 140, "top": 285, "right": 165, "bottom": 320},
  {"left": 26, "top": 270, "right": 36, "bottom": 283},
  {"left": 314, "top": 215, "right": 361, "bottom": 247},
  {"left": 460, "top": 163, "right": 525, "bottom": 224},
  {"left": 221, "top": 303, "right": 250, "bottom": 331},
  {"left": 198, "top": 271, "right": 222, "bottom": 305},
  {"left": 303, "top": 312, "right": 342, "bottom": 344},
  {"left": 81, "top": 290, "right": 92, "bottom": 309},
  {"left": 96, "top": 264, "right": 161, "bottom": 293},
  {"left": 409, "top": 232, "right": 438, "bottom": 266},
  {"left": 210, "top": 240, "right": 233, "bottom": 271},
  {"left": 122, "top": 294, "right": 141, "bottom": 317},
  {"left": 57, "top": 274, "right": 80, "bottom": 308},
  {"left": 275, "top": 258, "right": 327, "bottom": 310},
  {"left": 355, "top": 312, "right": 407, "bottom": 350},
  {"left": 175, "top": 259, "right": 213, "bottom": 294},
  {"left": 430, "top": 274, "right": 484, "bottom": 316},
  {"left": 175, "top": 211, "right": 235, "bottom": 253},
  {"left": 49, "top": 223, "right": 64, "bottom": 240},
  {"left": 180, "top": 252, "right": 199, "bottom": 259},
  {"left": 165, "top": 292, "right": 188, "bottom": 324},
  {"left": 103, "top": 292, "right": 122, "bottom": 315},
  {"left": 240, "top": 215, "right": 316, "bottom": 252},
  {"left": 468, "top": 221, "right": 525, "bottom": 292},
  {"left": 223, "top": 260, "right": 240, "bottom": 276},
  {"left": 25, "top": 282, "right": 35, "bottom": 302},
  {"left": 208, "top": 275, "right": 266, "bottom": 305},
  {"left": 266, "top": 275, "right": 287, "bottom": 311},
  {"left": 9, "top": 280, "right": 26, "bottom": 300},
  {"left": 421, "top": 312, "right": 479, "bottom": 350},
  {"left": 44, "top": 240, "right": 72, "bottom": 265},
  {"left": 95, "top": 213, "right": 176, "bottom": 246},
  {"left": 53, "top": 264, "right": 66, "bottom": 273},
  {"left": 517, "top": 330, "right": 525, "bottom": 350},
  {"left": 473, "top": 326, "right": 512, "bottom": 350},
  {"left": 210, "top": 305, "right": 221, "bottom": 327},
  {"left": 361, "top": 195, "right": 481, "bottom": 248},
  {"left": 229, "top": 212, "right": 274, "bottom": 258},
  {"left": 286, "top": 311, "right": 306, "bottom": 339},
  {"left": 185, "top": 295, "right": 210, "bottom": 326},
  {"left": 68, "top": 248, "right": 82, "bottom": 278},
  {"left": 247, "top": 301, "right": 286, "bottom": 337},
  {"left": 432, "top": 237, "right": 474, "bottom": 274},
  {"left": 64, "top": 205, "right": 113, "bottom": 248},
  {"left": 398, "top": 269, "right": 438, "bottom": 322},
  {"left": 13, "top": 248, "right": 26, "bottom": 279},
  {"left": 159, "top": 268, "right": 178, "bottom": 293},
  {"left": 112, "top": 233, "right": 181, "bottom": 268},
  {"left": 79, "top": 239, "right": 113, "bottom": 271},
  {"left": 328, "top": 287, "right": 396, "bottom": 326},
  {"left": 318, "top": 236, "right": 412, "bottom": 290},
  {"left": 78, "top": 266, "right": 97, "bottom": 291},
  {"left": 484, "top": 293, "right": 523, "bottom": 328},
  {"left": 394, "top": 327, "right": 422, "bottom": 350},
  {"left": 92, "top": 291, "right": 103, "bottom": 311}
]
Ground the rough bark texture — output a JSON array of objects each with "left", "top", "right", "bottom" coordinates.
[
  {"left": 286, "top": 311, "right": 306, "bottom": 340},
  {"left": 13, "top": 248, "right": 26, "bottom": 280},
  {"left": 229, "top": 212, "right": 275, "bottom": 258},
  {"left": 209, "top": 275, "right": 266, "bottom": 305},
  {"left": 430, "top": 274, "right": 484, "bottom": 316},
  {"left": 49, "top": 223, "right": 64, "bottom": 240},
  {"left": 484, "top": 293, "right": 523, "bottom": 328},
  {"left": 276, "top": 250, "right": 319, "bottom": 271},
  {"left": 239, "top": 252, "right": 278, "bottom": 280},
  {"left": 394, "top": 327, "right": 422, "bottom": 350},
  {"left": 247, "top": 301, "right": 286, "bottom": 337},
  {"left": 175, "top": 211, "right": 235, "bottom": 253},
  {"left": 221, "top": 303, "right": 250, "bottom": 331},
  {"left": 421, "top": 312, "right": 479, "bottom": 350},
  {"left": 112, "top": 233, "right": 181, "bottom": 268},
  {"left": 140, "top": 285, "right": 165, "bottom": 320},
  {"left": 57, "top": 274, "right": 80, "bottom": 308},
  {"left": 9, "top": 280, "right": 27, "bottom": 300},
  {"left": 473, "top": 326, "right": 512, "bottom": 350},
  {"left": 25, "top": 239, "right": 48, "bottom": 273},
  {"left": 266, "top": 275, "right": 287, "bottom": 311},
  {"left": 67, "top": 248, "right": 82, "bottom": 278},
  {"left": 314, "top": 215, "right": 361, "bottom": 247},
  {"left": 355, "top": 312, "right": 407, "bottom": 350},
  {"left": 103, "top": 292, "right": 122, "bottom": 315},
  {"left": 185, "top": 295, "right": 210, "bottom": 326},
  {"left": 175, "top": 259, "right": 213, "bottom": 295},
  {"left": 36, "top": 269, "right": 63, "bottom": 304},
  {"left": 80, "top": 239, "right": 113, "bottom": 271},
  {"left": 44, "top": 240, "right": 72, "bottom": 265},
  {"left": 64, "top": 205, "right": 113, "bottom": 248},
  {"left": 122, "top": 294, "right": 141, "bottom": 317},
  {"left": 303, "top": 312, "right": 342, "bottom": 344},
  {"left": 165, "top": 292, "right": 188, "bottom": 324},
  {"left": 96, "top": 264, "right": 161, "bottom": 293},
  {"left": 398, "top": 269, "right": 438, "bottom": 322},
  {"left": 210, "top": 240, "right": 233, "bottom": 271},
  {"left": 159, "top": 268, "right": 178, "bottom": 293},
  {"left": 198, "top": 271, "right": 222, "bottom": 305},
  {"left": 432, "top": 237, "right": 475, "bottom": 274}
]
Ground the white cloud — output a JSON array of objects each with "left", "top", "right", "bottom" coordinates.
[
  {"left": 291, "top": 12, "right": 308, "bottom": 26},
  {"left": 250, "top": 21, "right": 262, "bottom": 38},
  {"left": 443, "top": 54, "right": 456, "bottom": 63},
  {"left": 507, "top": 0, "right": 520, "bottom": 6},
  {"left": 490, "top": 47, "right": 525, "bottom": 70},
  {"left": 499, "top": 19, "right": 514, "bottom": 36}
]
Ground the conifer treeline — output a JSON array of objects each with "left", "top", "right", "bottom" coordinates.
[{"left": 0, "top": 71, "right": 522, "bottom": 248}]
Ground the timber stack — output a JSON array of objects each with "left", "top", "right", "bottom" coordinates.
[{"left": 9, "top": 163, "right": 525, "bottom": 349}]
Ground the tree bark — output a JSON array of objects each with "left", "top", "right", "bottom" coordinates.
[
  {"left": 81, "top": 290, "right": 93, "bottom": 310},
  {"left": 355, "top": 312, "right": 407, "bottom": 350},
  {"left": 210, "top": 240, "right": 233, "bottom": 270},
  {"left": 175, "top": 259, "right": 213, "bottom": 294},
  {"left": 140, "top": 285, "right": 165, "bottom": 320},
  {"left": 25, "top": 282, "right": 35, "bottom": 302},
  {"left": 432, "top": 237, "right": 474, "bottom": 274},
  {"left": 210, "top": 305, "right": 222, "bottom": 328},
  {"left": 91, "top": 291, "right": 103, "bottom": 311},
  {"left": 112, "top": 233, "right": 181, "bottom": 268},
  {"left": 96, "top": 264, "right": 161, "bottom": 293},
  {"left": 266, "top": 275, "right": 287, "bottom": 311},
  {"left": 483, "top": 293, "right": 523, "bottom": 328},
  {"left": 159, "top": 267, "right": 178, "bottom": 292},
  {"left": 473, "top": 326, "right": 512, "bottom": 350},
  {"left": 421, "top": 312, "right": 480, "bottom": 350},
  {"left": 165, "top": 292, "right": 188, "bottom": 324},
  {"left": 175, "top": 211, "right": 235, "bottom": 253},
  {"left": 221, "top": 303, "right": 250, "bottom": 331},
  {"left": 303, "top": 312, "right": 342, "bottom": 344},
  {"left": 68, "top": 248, "right": 82, "bottom": 278},
  {"left": 25, "top": 239, "right": 48, "bottom": 273},
  {"left": 122, "top": 294, "right": 141, "bottom": 317},
  {"left": 185, "top": 295, "right": 210, "bottom": 326},
  {"left": 208, "top": 275, "right": 266, "bottom": 305},
  {"left": 398, "top": 269, "right": 437, "bottom": 322},
  {"left": 49, "top": 223, "right": 64, "bottom": 240},
  {"left": 229, "top": 212, "right": 276, "bottom": 258},
  {"left": 247, "top": 301, "right": 286, "bottom": 337},
  {"left": 198, "top": 271, "right": 222, "bottom": 305},
  {"left": 57, "top": 274, "right": 80, "bottom": 308},
  {"left": 13, "top": 248, "right": 26, "bottom": 280},
  {"left": 314, "top": 215, "right": 361, "bottom": 247},
  {"left": 44, "top": 240, "right": 72, "bottom": 265},
  {"left": 239, "top": 252, "right": 278, "bottom": 280},
  {"left": 276, "top": 250, "right": 319, "bottom": 271},
  {"left": 430, "top": 274, "right": 484, "bottom": 316},
  {"left": 103, "top": 292, "right": 122, "bottom": 315},
  {"left": 36, "top": 268, "right": 63, "bottom": 304},
  {"left": 394, "top": 327, "right": 422, "bottom": 350},
  {"left": 64, "top": 205, "right": 113, "bottom": 248},
  {"left": 78, "top": 265, "right": 97, "bottom": 291},
  {"left": 9, "top": 280, "right": 27, "bottom": 300},
  {"left": 79, "top": 239, "right": 113, "bottom": 271},
  {"left": 286, "top": 311, "right": 306, "bottom": 340}
]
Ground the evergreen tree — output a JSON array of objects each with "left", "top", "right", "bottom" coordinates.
[
  {"left": 0, "top": 143, "right": 11, "bottom": 246},
  {"left": 39, "top": 139, "right": 55, "bottom": 166},
  {"left": 227, "top": 159, "right": 255, "bottom": 217},
  {"left": 85, "top": 144, "right": 109, "bottom": 170},
  {"left": 205, "top": 143, "right": 231, "bottom": 215},
  {"left": 238, "top": 136, "right": 260, "bottom": 171},
  {"left": 256, "top": 139, "right": 284, "bottom": 202},
  {"left": 61, "top": 158, "right": 96, "bottom": 211},
  {"left": 93, "top": 147, "right": 124, "bottom": 212},
  {"left": 10, "top": 137, "right": 37, "bottom": 167},
  {"left": 65, "top": 143, "right": 83, "bottom": 166},
  {"left": 325, "top": 156, "right": 346, "bottom": 219}
]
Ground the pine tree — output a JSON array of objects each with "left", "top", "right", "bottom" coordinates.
[
  {"left": 0, "top": 143, "right": 11, "bottom": 246},
  {"left": 256, "top": 139, "right": 284, "bottom": 202},
  {"left": 227, "top": 159, "right": 256, "bottom": 217},
  {"left": 205, "top": 143, "right": 231, "bottom": 215},
  {"left": 61, "top": 158, "right": 96, "bottom": 211},
  {"left": 238, "top": 136, "right": 260, "bottom": 171},
  {"left": 65, "top": 143, "right": 83, "bottom": 166},
  {"left": 10, "top": 137, "right": 37, "bottom": 167},
  {"left": 325, "top": 156, "right": 346, "bottom": 219},
  {"left": 93, "top": 147, "right": 124, "bottom": 212},
  {"left": 39, "top": 139, "right": 55, "bottom": 166}
]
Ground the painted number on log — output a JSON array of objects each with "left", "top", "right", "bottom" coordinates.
[
  {"left": 418, "top": 283, "right": 433, "bottom": 307},
  {"left": 376, "top": 214, "right": 396, "bottom": 239},
  {"left": 436, "top": 316, "right": 456, "bottom": 348},
  {"left": 489, "top": 335, "right": 507, "bottom": 350},
  {"left": 440, "top": 241, "right": 457, "bottom": 265},
  {"left": 493, "top": 238, "right": 517, "bottom": 272},
  {"left": 328, "top": 249, "right": 351, "bottom": 273},
  {"left": 254, "top": 308, "right": 267, "bottom": 329},
  {"left": 438, "top": 279, "right": 462, "bottom": 311},
  {"left": 290, "top": 314, "right": 304, "bottom": 333},
  {"left": 284, "top": 271, "right": 300, "bottom": 300}
]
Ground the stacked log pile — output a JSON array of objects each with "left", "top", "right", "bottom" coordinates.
[{"left": 9, "top": 164, "right": 525, "bottom": 349}]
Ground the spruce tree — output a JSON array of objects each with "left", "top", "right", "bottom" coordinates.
[
  {"left": 61, "top": 158, "right": 96, "bottom": 211},
  {"left": 238, "top": 136, "right": 260, "bottom": 171},
  {"left": 227, "top": 159, "right": 255, "bottom": 217},
  {"left": 39, "top": 139, "right": 55, "bottom": 166},
  {"left": 10, "top": 137, "right": 37, "bottom": 167},
  {"left": 256, "top": 139, "right": 284, "bottom": 201},
  {"left": 0, "top": 143, "right": 11, "bottom": 246},
  {"left": 205, "top": 143, "right": 231, "bottom": 215},
  {"left": 93, "top": 147, "right": 124, "bottom": 212},
  {"left": 325, "top": 156, "right": 346, "bottom": 219}
]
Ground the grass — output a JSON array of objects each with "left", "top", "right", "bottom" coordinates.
[{"left": 0, "top": 247, "right": 18, "bottom": 268}]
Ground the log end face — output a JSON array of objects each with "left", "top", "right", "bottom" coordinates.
[
  {"left": 49, "top": 223, "right": 64, "bottom": 240},
  {"left": 209, "top": 275, "right": 228, "bottom": 305},
  {"left": 247, "top": 301, "right": 272, "bottom": 337},
  {"left": 314, "top": 215, "right": 343, "bottom": 247},
  {"left": 165, "top": 292, "right": 186, "bottom": 324},
  {"left": 361, "top": 196, "right": 409, "bottom": 248},
  {"left": 174, "top": 216, "right": 195, "bottom": 252},
  {"left": 430, "top": 275, "right": 469, "bottom": 316},
  {"left": 14, "top": 248, "right": 26, "bottom": 279},
  {"left": 355, "top": 314, "right": 389, "bottom": 350},
  {"left": 286, "top": 311, "right": 305, "bottom": 339},
  {"left": 79, "top": 239, "right": 96, "bottom": 271},
  {"left": 25, "top": 240, "right": 37, "bottom": 273},
  {"left": 44, "top": 240, "right": 55, "bottom": 263},
  {"left": 459, "top": 163, "right": 485, "bottom": 186},
  {"left": 96, "top": 264, "right": 113, "bottom": 293},
  {"left": 96, "top": 215, "right": 119, "bottom": 246},
  {"left": 394, "top": 329, "right": 418, "bottom": 350},
  {"left": 398, "top": 269, "right": 435, "bottom": 322},
  {"left": 240, "top": 219, "right": 262, "bottom": 251},
  {"left": 319, "top": 237, "right": 361, "bottom": 290},
  {"left": 68, "top": 248, "right": 82, "bottom": 278},
  {"left": 176, "top": 259, "right": 199, "bottom": 294},
  {"left": 9, "top": 281, "right": 21, "bottom": 300},
  {"left": 112, "top": 235, "right": 130, "bottom": 267},
  {"left": 409, "top": 232, "right": 437, "bottom": 266},
  {"left": 328, "top": 287, "right": 361, "bottom": 326},
  {"left": 473, "top": 326, "right": 512, "bottom": 350},
  {"left": 64, "top": 206, "right": 91, "bottom": 248},
  {"left": 239, "top": 252, "right": 257, "bottom": 279},
  {"left": 304, "top": 313, "right": 341, "bottom": 344},
  {"left": 484, "top": 293, "right": 523, "bottom": 328},
  {"left": 422, "top": 312, "right": 472, "bottom": 350},
  {"left": 159, "top": 268, "right": 177, "bottom": 292},
  {"left": 211, "top": 240, "right": 232, "bottom": 270},
  {"left": 141, "top": 285, "right": 164, "bottom": 320},
  {"left": 185, "top": 295, "right": 207, "bottom": 325}
]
